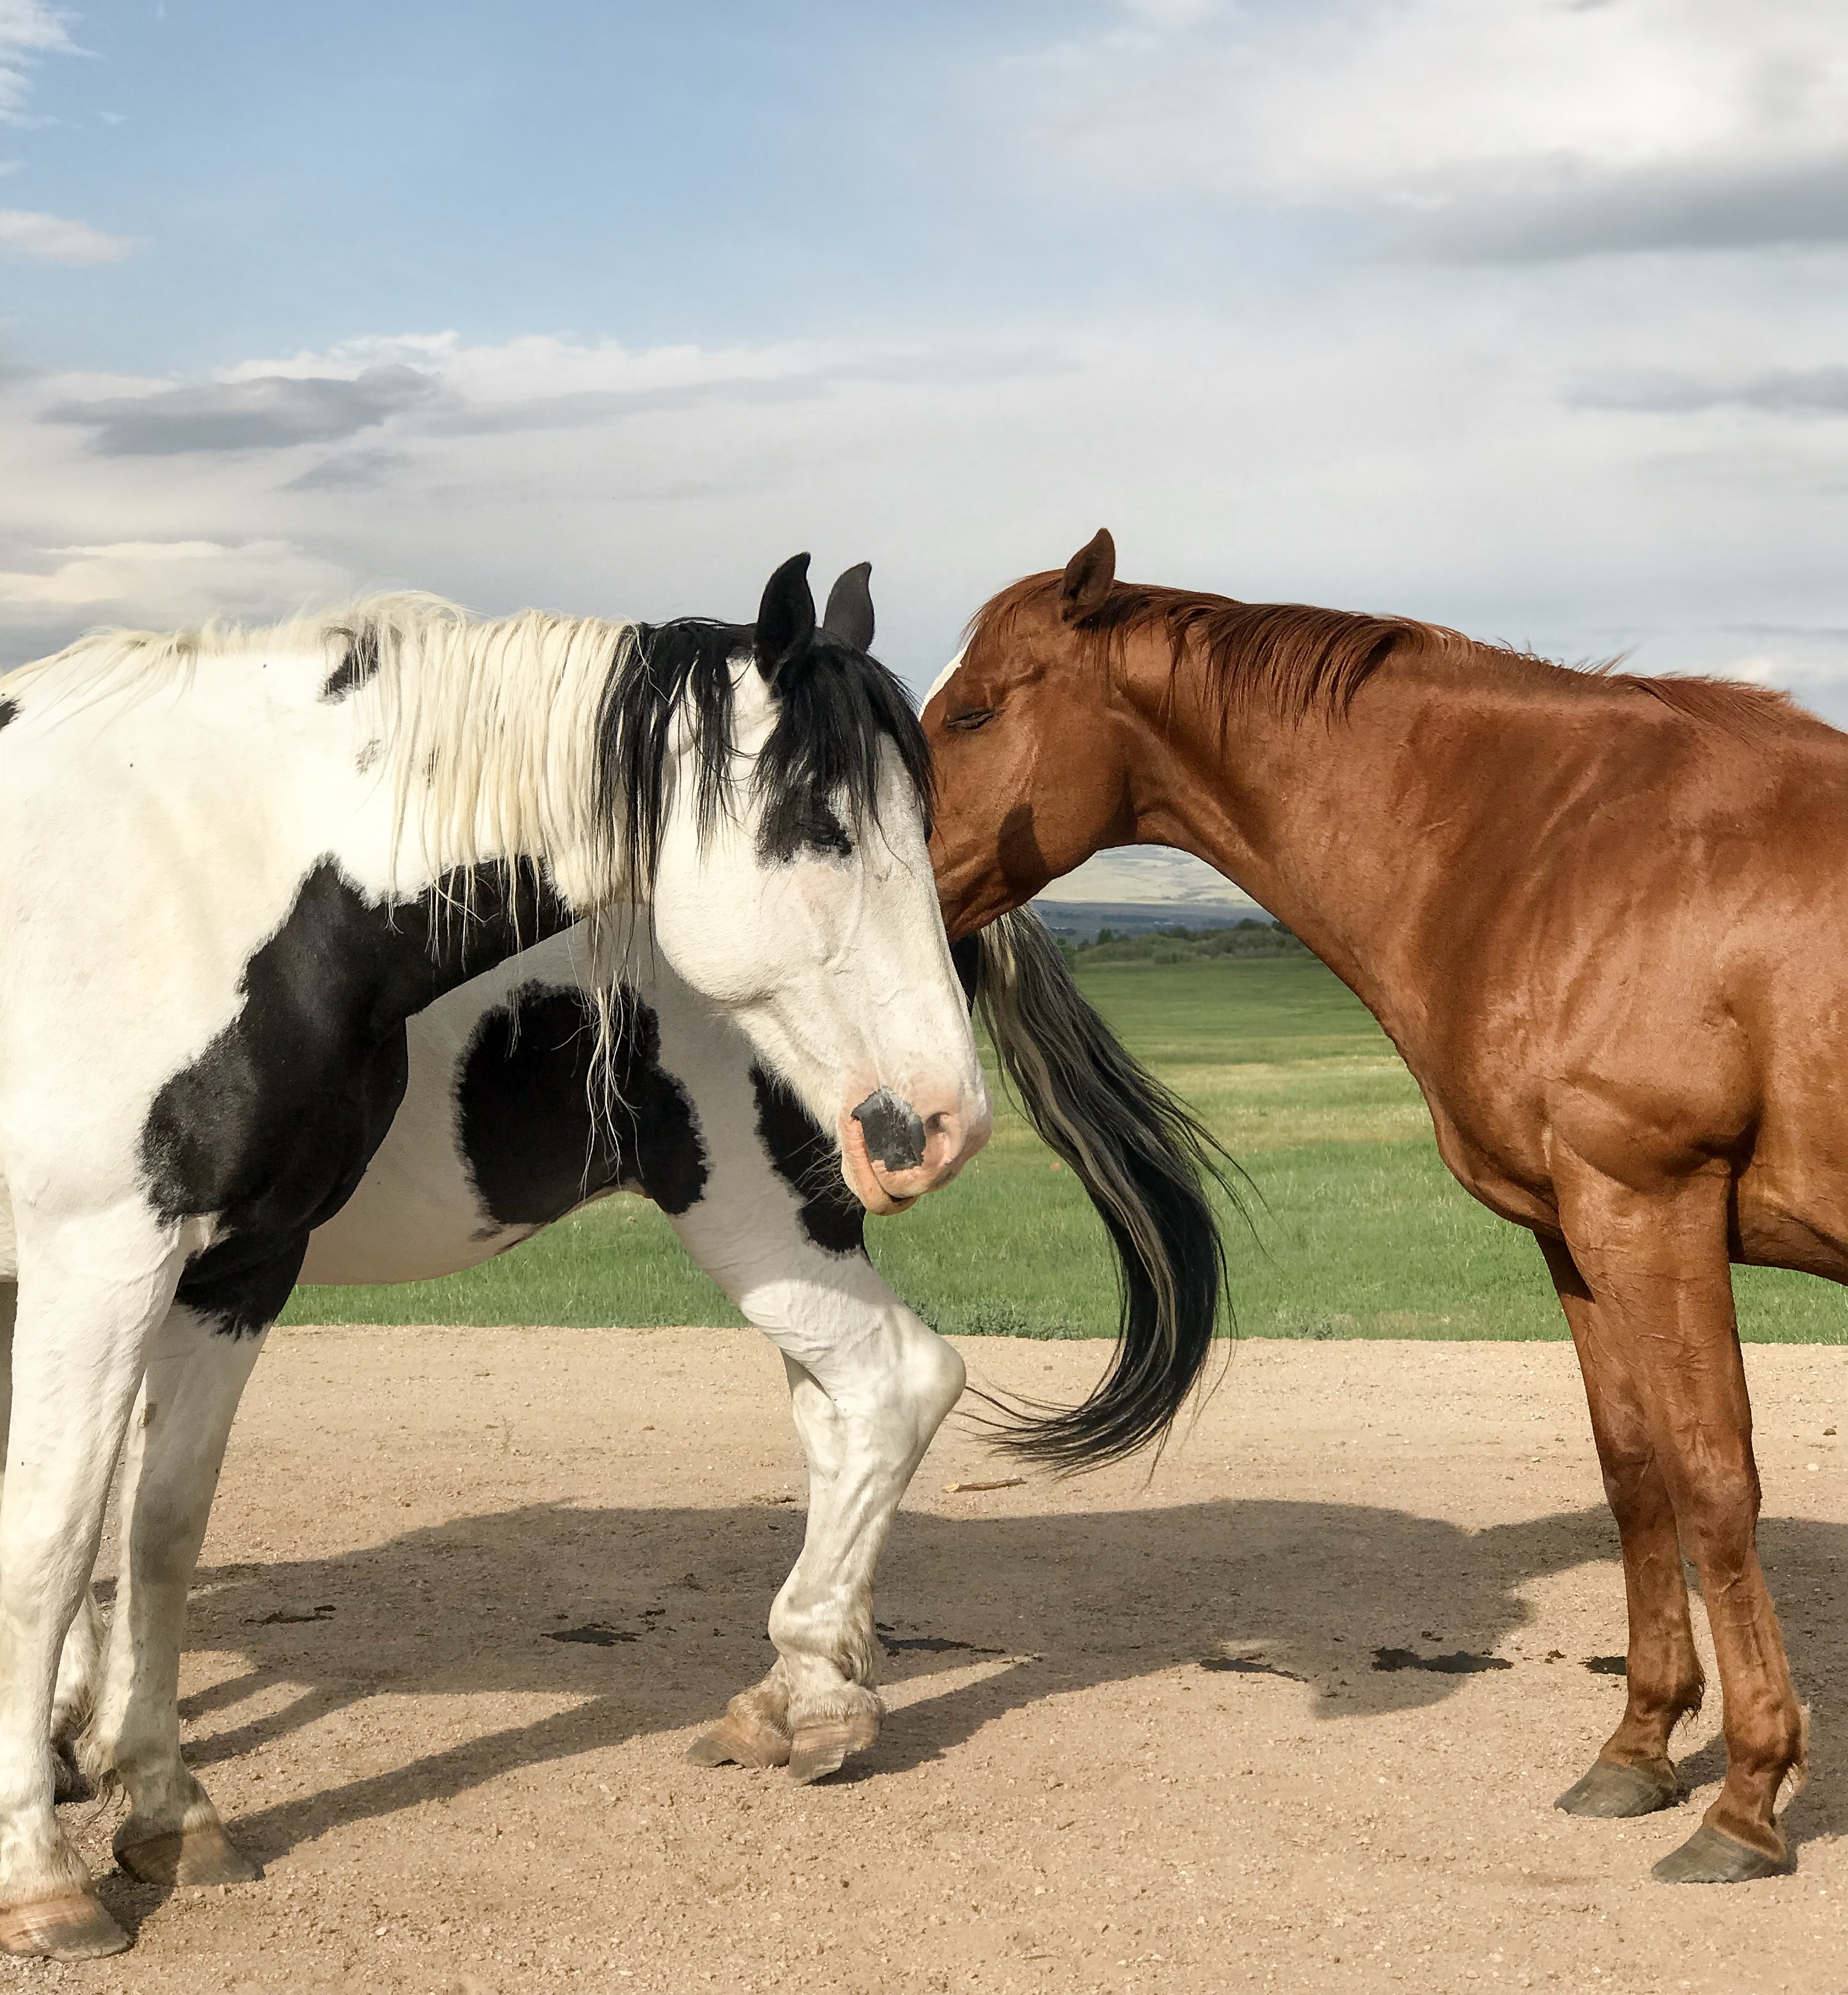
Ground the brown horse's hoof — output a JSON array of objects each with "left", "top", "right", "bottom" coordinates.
[
  {"left": 787, "top": 1708, "right": 881, "bottom": 1785},
  {"left": 115, "top": 1823, "right": 263, "bottom": 1888},
  {"left": 685, "top": 1711, "right": 792, "bottom": 1771},
  {"left": 0, "top": 1892, "right": 130, "bottom": 1958},
  {"left": 1556, "top": 1758, "right": 1680, "bottom": 1818},
  {"left": 1652, "top": 1823, "right": 1791, "bottom": 1884}
]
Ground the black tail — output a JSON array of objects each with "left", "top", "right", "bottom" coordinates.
[{"left": 972, "top": 908, "right": 1246, "bottom": 1469}]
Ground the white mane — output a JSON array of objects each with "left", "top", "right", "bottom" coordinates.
[{"left": 17, "top": 595, "right": 646, "bottom": 906}]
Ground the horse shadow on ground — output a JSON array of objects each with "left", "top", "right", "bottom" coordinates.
[{"left": 156, "top": 1498, "right": 1847, "bottom": 1867}]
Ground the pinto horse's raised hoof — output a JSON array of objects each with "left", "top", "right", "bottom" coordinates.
[
  {"left": 787, "top": 1707, "right": 881, "bottom": 1785},
  {"left": 1652, "top": 1822, "right": 1791, "bottom": 1884},
  {"left": 685, "top": 1711, "right": 793, "bottom": 1771},
  {"left": 0, "top": 1892, "right": 130, "bottom": 1959},
  {"left": 1555, "top": 1758, "right": 1681, "bottom": 1818},
  {"left": 115, "top": 1823, "right": 263, "bottom": 1889}
]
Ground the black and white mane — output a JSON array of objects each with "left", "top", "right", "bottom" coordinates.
[{"left": 595, "top": 610, "right": 933, "bottom": 880}]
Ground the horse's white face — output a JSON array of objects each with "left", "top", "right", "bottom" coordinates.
[{"left": 645, "top": 574, "right": 990, "bottom": 1214}]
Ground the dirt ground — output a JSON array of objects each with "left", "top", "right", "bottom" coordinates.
[{"left": 28, "top": 1330, "right": 1848, "bottom": 1995}]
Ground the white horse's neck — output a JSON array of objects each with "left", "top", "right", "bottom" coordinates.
[{"left": 24, "top": 596, "right": 652, "bottom": 915}]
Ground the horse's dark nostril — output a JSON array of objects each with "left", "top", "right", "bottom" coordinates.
[{"left": 851, "top": 1088, "right": 926, "bottom": 1173}]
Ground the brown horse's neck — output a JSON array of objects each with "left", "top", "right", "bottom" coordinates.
[{"left": 1109, "top": 631, "right": 1519, "bottom": 1041}]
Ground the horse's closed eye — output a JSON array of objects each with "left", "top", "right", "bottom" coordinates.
[{"left": 945, "top": 708, "right": 996, "bottom": 732}]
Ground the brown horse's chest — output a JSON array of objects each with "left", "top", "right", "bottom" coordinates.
[{"left": 1398, "top": 1056, "right": 1564, "bottom": 1235}]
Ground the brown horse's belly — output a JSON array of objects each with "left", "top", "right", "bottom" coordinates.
[{"left": 1733, "top": 1166, "right": 1848, "bottom": 1283}]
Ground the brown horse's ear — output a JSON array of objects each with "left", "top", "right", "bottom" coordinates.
[{"left": 1059, "top": 529, "right": 1116, "bottom": 623}]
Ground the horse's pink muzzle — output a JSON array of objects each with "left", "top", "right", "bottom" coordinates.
[{"left": 840, "top": 1083, "right": 991, "bottom": 1214}]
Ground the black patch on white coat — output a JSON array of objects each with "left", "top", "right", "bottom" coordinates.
[
  {"left": 0, "top": 697, "right": 17, "bottom": 731},
  {"left": 458, "top": 982, "right": 708, "bottom": 1226},
  {"left": 749, "top": 1064, "right": 865, "bottom": 1257},
  {"left": 321, "top": 628, "right": 380, "bottom": 700},
  {"left": 144, "top": 857, "right": 573, "bottom": 1335}
]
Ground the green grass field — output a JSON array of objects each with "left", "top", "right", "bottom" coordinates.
[{"left": 284, "top": 956, "right": 1847, "bottom": 1343}]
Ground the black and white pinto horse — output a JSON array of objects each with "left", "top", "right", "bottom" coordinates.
[
  {"left": 0, "top": 558, "right": 991, "bottom": 1957},
  {"left": 46, "top": 890, "right": 1226, "bottom": 1851}
]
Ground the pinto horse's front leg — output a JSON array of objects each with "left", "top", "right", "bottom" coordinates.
[
  {"left": 1553, "top": 1165, "right": 1805, "bottom": 1881},
  {"left": 688, "top": 1307, "right": 965, "bottom": 1784}
]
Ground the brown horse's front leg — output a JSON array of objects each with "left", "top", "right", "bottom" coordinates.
[
  {"left": 1555, "top": 1168, "right": 1804, "bottom": 1881},
  {"left": 1540, "top": 1236, "right": 1703, "bottom": 1818}
]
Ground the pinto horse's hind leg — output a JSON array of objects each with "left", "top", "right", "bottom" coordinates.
[
  {"left": 0, "top": 1222, "right": 186, "bottom": 1958},
  {"left": 0, "top": 1284, "right": 103, "bottom": 1799},
  {"left": 688, "top": 1309, "right": 965, "bottom": 1783},
  {"left": 1540, "top": 1237, "right": 1703, "bottom": 1818},
  {"left": 1554, "top": 1169, "right": 1805, "bottom": 1881},
  {"left": 82, "top": 1303, "right": 268, "bottom": 1890}
]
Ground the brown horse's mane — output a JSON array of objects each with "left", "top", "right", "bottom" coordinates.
[{"left": 970, "top": 573, "right": 1798, "bottom": 734}]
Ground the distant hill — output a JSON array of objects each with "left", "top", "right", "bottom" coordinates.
[
  {"left": 1057, "top": 917, "right": 1310, "bottom": 966},
  {"left": 1028, "top": 898, "right": 1274, "bottom": 945}
]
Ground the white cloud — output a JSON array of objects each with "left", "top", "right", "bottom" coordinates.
[
  {"left": 0, "top": 207, "right": 131, "bottom": 264},
  {"left": 1038, "top": 847, "right": 1260, "bottom": 908},
  {"left": 0, "top": 537, "right": 350, "bottom": 619},
  {"left": 3, "top": 294, "right": 1845, "bottom": 720},
  {"left": 1022, "top": 1, "right": 1848, "bottom": 257},
  {"left": 0, "top": 1, "right": 75, "bottom": 123}
]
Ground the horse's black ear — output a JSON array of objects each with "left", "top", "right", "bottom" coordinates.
[
  {"left": 1060, "top": 528, "right": 1116, "bottom": 623},
  {"left": 822, "top": 562, "right": 875, "bottom": 651},
  {"left": 755, "top": 553, "right": 816, "bottom": 681}
]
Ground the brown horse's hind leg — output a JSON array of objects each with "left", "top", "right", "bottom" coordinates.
[
  {"left": 1553, "top": 1173, "right": 1804, "bottom": 1881},
  {"left": 1541, "top": 1237, "right": 1702, "bottom": 1817}
]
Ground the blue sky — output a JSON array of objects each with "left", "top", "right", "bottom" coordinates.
[
  {"left": 9, "top": 2, "right": 1090, "bottom": 367},
  {"left": 4, "top": 3, "right": 1847, "bottom": 899}
]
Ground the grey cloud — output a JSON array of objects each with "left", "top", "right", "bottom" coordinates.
[
  {"left": 285, "top": 447, "right": 411, "bottom": 492},
  {"left": 1388, "top": 157, "right": 1848, "bottom": 264},
  {"left": 421, "top": 347, "right": 1071, "bottom": 439},
  {"left": 51, "top": 364, "right": 436, "bottom": 455},
  {"left": 420, "top": 378, "right": 825, "bottom": 438},
  {"left": 1572, "top": 365, "right": 1848, "bottom": 417}
]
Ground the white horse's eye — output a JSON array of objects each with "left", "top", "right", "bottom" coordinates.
[{"left": 760, "top": 794, "right": 854, "bottom": 863}]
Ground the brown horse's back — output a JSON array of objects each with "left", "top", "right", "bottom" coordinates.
[{"left": 1355, "top": 685, "right": 1848, "bottom": 1279}]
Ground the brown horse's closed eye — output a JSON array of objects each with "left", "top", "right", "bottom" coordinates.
[{"left": 923, "top": 525, "right": 1833, "bottom": 1887}]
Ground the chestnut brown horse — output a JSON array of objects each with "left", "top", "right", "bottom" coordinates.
[{"left": 925, "top": 528, "right": 1837, "bottom": 1886}]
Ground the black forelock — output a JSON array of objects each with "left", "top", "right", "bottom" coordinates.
[
  {"left": 593, "top": 617, "right": 933, "bottom": 886},
  {"left": 755, "top": 631, "right": 934, "bottom": 862}
]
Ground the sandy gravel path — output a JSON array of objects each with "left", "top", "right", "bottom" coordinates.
[{"left": 37, "top": 1331, "right": 1848, "bottom": 1994}]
